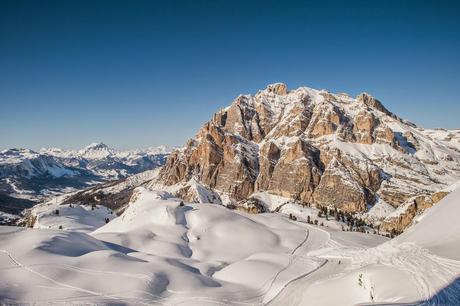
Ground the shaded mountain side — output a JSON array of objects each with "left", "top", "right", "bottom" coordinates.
[
  {"left": 59, "top": 169, "right": 162, "bottom": 215},
  {"left": 0, "top": 193, "right": 36, "bottom": 215},
  {"left": 62, "top": 181, "right": 133, "bottom": 215}
]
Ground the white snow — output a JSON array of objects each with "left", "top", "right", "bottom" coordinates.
[
  {"left": 33, "top": 203, "right": 115, "bottom": 233},
  {"left": 359, "top": 197, "right": 396, "bottom": 224},
  {"left": 396, "top": 187, "right": 460, "bottom": 260},
  {"left": 2, "top": 185, "right": 459, "bottom": 305},
  {"left": 271, "top": 187, "right": 460, "bottom": 305},
  {"left": 0, "top": 187, "right": 385, "bottom": 305}
]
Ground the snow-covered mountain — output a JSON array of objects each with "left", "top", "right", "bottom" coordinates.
[
  {"left": 155, "top": 83, "right": 460, "bottom": 233},
  {"left": 1, "top": 83, "right": 459, "bottom": 304},
  {"left": 40, "top": 142, "right": 172, "bottom": 178},
  {"left": 0, "top": 143, "right": 172, "bottom": 207}
]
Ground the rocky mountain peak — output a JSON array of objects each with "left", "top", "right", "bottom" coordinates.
[
  {"left": 84, "top": 142, "right": 110, "bottom": 151},
  {"left": 157, "top": 83, "right": 460, "bottom": 231},
  {"left": 79, "top": 142, "right": 114, "bottom": 159},
  {"left": 264, "top": 82, "right": 288, "bottom": 95},
  {"left": 356, "top": 92, "right": 395, "bottom": 118}
]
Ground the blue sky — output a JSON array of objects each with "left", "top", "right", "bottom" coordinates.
[{"left": 1, "top": 0, "right": 459, "bottom": 150}]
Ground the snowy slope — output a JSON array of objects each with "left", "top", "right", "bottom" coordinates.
[
  {"left": 32, "top": 203, "right": 116, "bottom": 233},
  {"left": 0, "top": 187, "right": 386, "bottom": 305},
  {"left": 271, "top": 187, "right": 460, "bottom": 306},
  {"left": 5, "top": 185, "right": 459, "bottom": 305},
  {"left": 396, "top": 187, "right": 460, "bottom": 260}
]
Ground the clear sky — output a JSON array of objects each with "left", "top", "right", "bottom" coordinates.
[{"left": 1, "top": 0, "right": 459, "bottom": 150}]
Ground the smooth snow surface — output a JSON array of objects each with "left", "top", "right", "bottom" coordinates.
[
  {"left": 396, "top": 187, "right": 460, "bottom": 260},
  {"left": 1, "top": 187, "right": 459, "bottom": 305},
  {"left": 33, "top": 203, "right": 116, "bottom": 233},
  {"left": 271, "top": 187, "right": 460, "bottom": 306}
]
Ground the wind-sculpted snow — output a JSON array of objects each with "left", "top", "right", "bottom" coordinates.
[
  {"left": 32, "top": 202, "right": 116, "bottom": 233},
  {"left": 271, "top": 187, "right": 460, "bottom": 306},
  {"left": 0, "top": 188, "right": 328, "bottom": 304},
  {"left": 0, "top": 187, "right": 384, "bottom": 305},
  {"left": 3, "top": 186, "right": 459, "bottom": 304}
]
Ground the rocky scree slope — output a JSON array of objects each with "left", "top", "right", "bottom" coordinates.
[{"left": 157, "top": 83, "right": 460, "bottom": 232}]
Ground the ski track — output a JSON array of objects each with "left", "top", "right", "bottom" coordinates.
[
  {"left": 0, "top": 226, "right": 319, "bottom": 306},
  {"left": 0, "top": 249, "right": 166, "bottom": 306},
  {"left": 171, "top": 227, "right": 317, "bottom": 306},
  {"left": 8, "top": 216, "right": 451, "bottom": 306}
]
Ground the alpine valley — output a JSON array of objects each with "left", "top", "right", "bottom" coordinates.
[{"left": 0, "top": 143, "right": 171, "bottom": 222}]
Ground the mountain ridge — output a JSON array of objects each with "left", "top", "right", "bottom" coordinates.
[
  {"left": 0, "top": 143, "right": 172, "bottom": 207},
  {"left": 154, "top": 83, "right": 460, "bottom": 232}
]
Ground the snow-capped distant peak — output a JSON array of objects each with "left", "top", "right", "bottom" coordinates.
[
  {"left": 0, "top": 148, "right": 40, "bottom": 165},
  {"left": 79, "top": 142, "right": 114, "bottom": 160},
  {"left": 0, "top": 142, "right": 173, "bottom": 200},
  {"left": 85, "top": 142, "right": 110, "bottom": 150}
]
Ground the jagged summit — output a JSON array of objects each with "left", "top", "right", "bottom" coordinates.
[
  {"left": 156, "top": 83, "right": 460, "bottom": 232},
  {"left": 264, "top": 82, "right": 288, "bottom": 95},
  {"left": 85, "top": 142, "right": 109, "bottom": 150},
  {"left": 79, "top": 142, "right": 114, "bottom": 160}
]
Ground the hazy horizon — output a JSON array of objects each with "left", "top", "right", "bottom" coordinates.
[{"left": 1, "top": 0, "right": 459, "bottom": 150}]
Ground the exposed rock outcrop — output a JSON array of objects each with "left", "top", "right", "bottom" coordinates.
[
  {"left": 157, "top": 83, "right": 460, "bottom": 227},
  {"left": 380, "top": 191, "right": 449, "bottom": 233}
]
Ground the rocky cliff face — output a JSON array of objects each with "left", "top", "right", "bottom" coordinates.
[
  {"left": 379, "top": 191, "right": 449, "bottom": 234},
  {"left": 157, "top": 83, "right": 460, "bottom": 229}
]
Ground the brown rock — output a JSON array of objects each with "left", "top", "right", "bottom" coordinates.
[
  {"left": 266, "top": 83, "right": 288, "bottom": 95},
  {"left": 256, "top": 139, "right": 322, "bottom": 203},
  {"left": 353, "top": 111, "right": 376, "bottom": 144},
  {"left": 313, "top": 158, "right": 367, "bottom": 212},
  {"left": 357, "top": 93, "right": 395, "bottom": 118},
  {"left": 380, "top": 191, "right": 450, "bottom": 233}
]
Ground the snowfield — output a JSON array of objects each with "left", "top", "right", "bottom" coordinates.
[{"left": 0, "top": 187, "right": 459, "bottom": 305}]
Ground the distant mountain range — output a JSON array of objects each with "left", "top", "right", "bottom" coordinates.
[{"left": 0, "top": 142, "right": 172, "bottom": 217}]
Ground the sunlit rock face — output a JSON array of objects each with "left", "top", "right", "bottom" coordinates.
[{"left": 158, "top": 83, "right": 460, "bottom": 225}]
